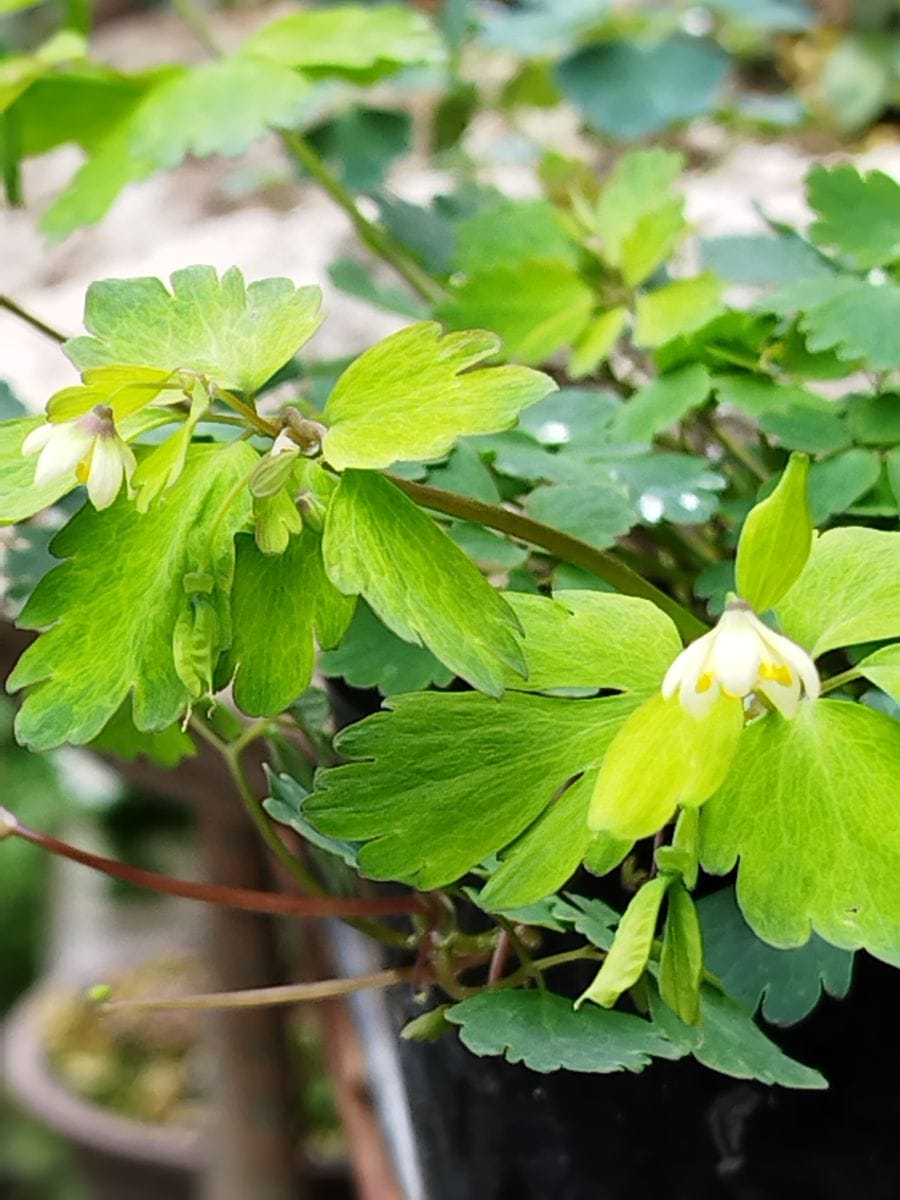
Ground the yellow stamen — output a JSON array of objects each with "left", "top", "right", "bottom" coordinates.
[
  {"left": 696, "top": 672, "right": 714, "bottom": 693},
  {"left": 760, "top": 662, "right": 793, "bottom": 686}
]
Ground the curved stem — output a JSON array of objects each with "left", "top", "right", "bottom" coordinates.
[
  {"left": 0, "top": 806, "right": 421, "bottom": 919},
  {"left": 280, "top": 131, "right": 445, "bottom": 306},
  {"left": 390, "top": 476, "right": 707, "bottom": 640},
  {"left": 1, "top": 295, "right": 68, "bottom": 344},
  {"left": 820, "top": 667, "right": 863, "bottom": 695},
  {"left": 101, "top": 967, "right": 416, "bottom": 1013}
]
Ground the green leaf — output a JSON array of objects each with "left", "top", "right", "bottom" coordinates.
[
  {"left": 502, "top": 590, "right": 682, "bottom": 694},
  {"left": 551, "top": 893, "right": 622, "bottom": 949},
  {"left": 659, "top": 882, "right": 704, "bottom": 1025},
  {"left": 700, "top": 232, "right": 832, "bottom": 286},
  {"left": 322, "top": 471, "right": 525, "bottom": 696},
  {"left": 847, "top": 391, "right": 900, "bottom": 447},
  {"left": 88, "top": 702, "right": 196, "bottom": 768},
  {"left": 478, "top": 772, "right": 596, "bottom": 911},
  {"left": 649, "top": 984, "right": 826, "bottom": 1089},
  {"left": 8, "top": 442, "right": 257, "bottom": 750},
  {"left": 591, "top": 148, "right": 684, "bottom": 265},
  {"left": 319, "top": 601, "right": 453, "bottom": 695},
  {"left": 321, "top": 322, "right": 554, "bottom": 470},
  {"left": 523, "top": 482, "right": 636, "bottom": 551},
  {"left": 634, "top": 274, "right": 723, "bottom": 348},
  {"left": 600, "top": 454, "right": 726, "bottom": 526},
  {"left": 797, "top": 278, "right": 900, "bottom": 372},
  {"left": 452, "top": 199, "right": 577, "bottom": 273},
  {"left": 556, "top": 38, "right": 729, "bottom": 139},
  {"left": 700, "top": 700, "right": 900, "bottom": 963},
  {"left": 807, "top": 163, "right": 900, "bottom": 270},
  {"left": 221, "top": 529, "right": 354, "bottom": 717},
  {"left": 856, "top": 643, "right": 900, "bottom": 705},
  {"left": 578, "top": 876, "right": 671, "bottom": 1008},
  {"left": 64, "top": 266, "right": 322, "bottom": 394},
  {"left": 327, "top": 258, "right": 427, "bottom": 320},
  {"left": 697, "top": 886, "right": 853, "bottom": 1026},
  {"left": 448, "top": 522, "right": 527, "bottom": 571},
  {"left": 427, "top": 442, "right": 501, "bottom": 503},
  {"left": 0, "top": 417, "right": 77, "bottom": 525},
  {"left": 437, "top": 258, "right": 595, "bottom": 367},
  {"left": 305, "top": 689, "right": 639, "bottom": 889},
  {"left": 241, "top": 4, "right": 443, "bottom": 81},
  {"left": 447, "top": 990, "right": 681, "bottom": 1074},
  {"left": 609, "top": 364, "right": 711, "bottom": 444},
  {"left": 758, "top": 405, "right": 850, "bottom": 455},
  {"left": 807, "top": 448, "right": 883, "bottom": 524},
  {"left": 42, "top": 59, "right": 316, "bottom": 238},
  {"left": 775, "top": 527, "right": 900, "bottom": 657},
  {"left": 264, "top": 769, "right": 359, "bottom": 869},
  {"left": 568, "top": 307, "right": 629, "bottom": 377},
  {"left": 713, "top": 373, "right": 834, "bottom": 419},
  {"left": 589, "top": 694, "right": 745, "bottom": 841},
  {"left": 306, "top": 106, "right": 411, "bottom": 191},
  {"left": 516, "top": 387, "right": 621, "bottom": 447},
  {"left": 736, "top": 452, "right": 812, "bottom": 612}
]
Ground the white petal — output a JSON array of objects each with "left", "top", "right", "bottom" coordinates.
[
  {"left": 86, "top": 438, "right": 125, "bottom": 509},
  {"left": 755, "top": 622, "right": 820, "bottom": 701},
  {"left": 708, "top": 622, "right": 761, "bottom": 696},
  {"left": 271, "top": 429, "right": 300, "bottom": 457},
  {"left": 661, "top": 633, "right": 712, "bottom": 699},
  {"left": 21, "top": 423, "right": 54, "bottom": 455},
  {"left": 757, "top": 673, "right": 802, "bottom": 718},
  {"left": 680, "top": 674, "right": 721, "bottom": 719},
  {"left": 34, "top": 426, "right": 93, "bottom": 485}
]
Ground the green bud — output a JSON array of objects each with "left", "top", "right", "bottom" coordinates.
[{"left": 400, "top": 1005, "right": 453, "bottom": 1042}]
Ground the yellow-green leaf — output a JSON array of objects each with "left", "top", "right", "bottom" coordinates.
[{"left": 578, "top": 876, "right": 671, "bottom": 1009}]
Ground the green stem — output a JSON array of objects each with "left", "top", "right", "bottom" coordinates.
[
  {"left": 820, "top": 668, "right": 863, "bottom": 696},
  {"left": 169, "top": 0, "right": 222, "bottom": 56},
  {"left": 390, "top": 476, "right": 707, "bottom": 640},
  {"left": 0, "top": 295, "right": 68, "bottom": 344},
  {"left": 279, "top": 131, "right": 446, "bottom": 305},
  {"left": 216, "top": 389, "right": 278, "bottom": 437},
  {"left": 101, "top": 967, "right": 415, "bottom": 1012},
  {"left": 708, "top": 422, "right": 768, "bottom": 483},
  {"left": 493, "top": 947, "right": 603, "bottom": 992}
]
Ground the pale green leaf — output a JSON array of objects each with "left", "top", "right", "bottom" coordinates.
[
  {"left": 659, "top": 882, "right": 704, "bottom": 1025},
  {"left": 609, "top": 364, "right": 711, "bottom": 444},
  {"left": 436, "top": 259, "right": 595, "bottom": 368},
  {"left": 584, "top": 831, "right": 634, "bottom": 878},
  {"left": 8, "top": 442, "right": 257, "bottom": 750},
  {"left": 502, "top": 590, "right": 682, "bottom": 694},
  {"left": 649, "top": 985, "right": 826, "bottom": 1089},
  {"left": 452, "top": 199, "right": 577, "bottom": 273},
  {"left": 578, "top": 876, "right": 671, "bottom": 1008},
  {"left": 807, "top": 163, "right": 900, "bottom": 269},
  {"left": 478, "top": 772, "right": 597, "bottom": 911},
  {"left": 621, "top": 199, "right": 686, "bottom": 287},
  {"left": 319, "top": 601, "right": 453, "bottom": 695},
  {"left": 589, "top": 693, "right": 744, "bottom": 841},
  {"left": 241, "top": 4, "right": 443, "bottom": 79},
  {"left": 221, "top": 529, "right": 355, "bottom": 717},
  {"left": 592, "top": 148, "right": 685, "bottom": 268},
  {"left": 550, "top": 893, "right": 621, "bottom": 950},
  {"left": 697, "top": 886, "right": 853, "bottom": 1026},
  {"left": 47, "top": 365, "right": 173, "bottom": 422},
  {"left": 0, "top": 417, "right": 77, "bottom": 525},
  {"left": 304, "top": 689, "right": 639, "bottom": 889},
  {"left": 88, "top": 702, "right": 196, "bottom": 768},
  {"left": 700, "top": 700, "right": 900, "bottom": 963},
  {"left": 42, "top": 59, "right": 315, "bottom": 239},
  {"left": 736, "top": 452, "right": 812, "bottom": 612},
  {"left": 856, "top": 643, "right": 900, "bottom": 704},
  {"left": 264, "top": 769, "right": 360, "bottom": 869},
  {"left": 64, "top": 266, "right": 322, "bottom": 394},
  {"left": 447, "top": 990, "right": 681, "bottom": 1074},
  {"left": 568, "top": 306, "right": 628, "bottom": 377},
  {"left": 799, "top": 279, "right": 900, "bottom": 372},
  {"left": 322, "top": 471, "right": 524, "bottom": 696},
  {"left": 775, "top": 527, "right": 900, "bottom": 656},
  {"left": 634, "top": 274, "right": 723, "bottom": 348},
  {"left": 321, "top": 322, "right": 554, "bottom": 470}
]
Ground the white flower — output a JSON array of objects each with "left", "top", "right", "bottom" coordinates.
[
  {"left": 662, "top": 599, "right": 820, "bottom": 720},
  {"left": 22, "top": 405, "right": 136, "bottom": 511}
]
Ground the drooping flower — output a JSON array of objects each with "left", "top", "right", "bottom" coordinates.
[
  {"left": 662, "top": 598, "right": 819, "bottom": 720},
  {"left": 22, "top": 404, "right": 136, "bottom": 510}
]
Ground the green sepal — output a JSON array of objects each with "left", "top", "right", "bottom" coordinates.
[
  {"left": 659, "top": 881, "right": 704, "bottom": 1026},
  {"left": 735, "top": 452, "right": 812, "bottom": 613},
  {"left": 577, "top": 875, "right": 671, "bottom": 1009}
]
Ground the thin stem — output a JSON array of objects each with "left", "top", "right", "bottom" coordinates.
[
  {"left": 169, "top": 0, "right": 222, "bottom": 56},
  {"left": 101, "top": 967, "right": 415, "bottom": 1013},
  {"left": 1, "top": 295, "right": 68, "bottom": 344},
  {"left": 390, "top": 476, "right": 708, "bottom": 640},
  {"left": 493, "top": 947, "right": 603, "bottom": 992},
  {"left": 707, "top": 422, "right": 768, "bottom": 483},
  {"left": 216, "top": 389, "right": 278, "bottom": 437},
  {"left": 280, "top": 131, "right": 445, "bottom": 305},
  {"left": 0, "top": 806, "right": 421, "bottom": 919},
  {"left": 821, "top": 668, "right": 863, "bottom": 695}
]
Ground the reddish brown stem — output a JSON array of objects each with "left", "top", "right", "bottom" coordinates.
[
  {"left": 0, "top": 807, "right": 423, "bottom": 920},
  {"left": 488, "top": 930, "right": 512, "bottom": 985}
]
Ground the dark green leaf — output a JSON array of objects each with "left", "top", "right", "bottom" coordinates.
[
  {"left": 700, "top": 233, "right": 832, "bottom": 285},
  {"left": 306, "top": 107, "right": 411, "bottom": 191},
  {"left": 807, "top": 449, "right": 882, "bottom": 523},
  {"left": 319, "top": 601, "right": 453, "bottom": 695},
  {"left": 447, "top": 990, "right": 681, "bottom": 1074},
  {"left": 609, "top": 364, "right": 711, "bottom": 444},
  {"left": 327, "top": 258, "right": 427, "bottom": 320},
  {"left": 523, "top": 482, "right": 636, "bottom": 550},
  {"left": 88, "top": 701, "right": 195, "bottom": 768},
  {"left": 264, "top": 768, "right": 360, "bottom": 868},
  {"left": 807, "top": 163, "right": 900, "bottom": 269}
]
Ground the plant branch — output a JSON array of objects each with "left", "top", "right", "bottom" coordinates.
[
  {"left": 101, "top": 967, "right": 416, "bottom": 1012},
  {"left": 280, "top": 131, "right": 445, "bottom": 305},
  {"left": 0, "top": 805, "right": 422, "bottom": 918},
  {"left": 820, "top": 668, "right": 863, "bottom": 695},
  {"left": 390, "top": 476, "right": 708, "bottom": 640},
  {"left": 1, "top": 295, "right": 68, "bottom": 344}
]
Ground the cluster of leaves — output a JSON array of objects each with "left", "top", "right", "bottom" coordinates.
[{"left": 2, "top": 0, "right": 900, "bottom": 1098}]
